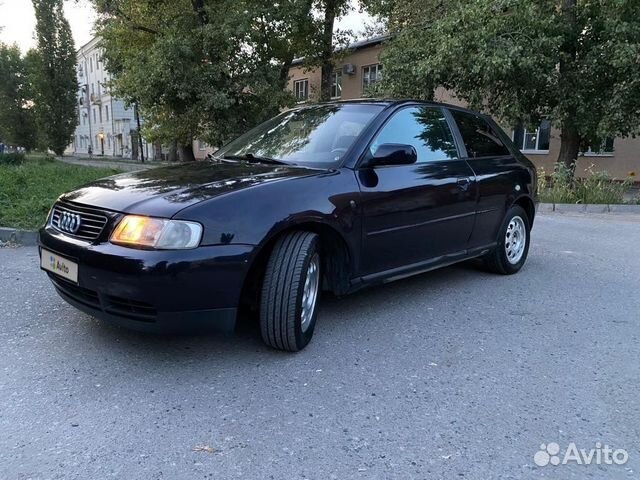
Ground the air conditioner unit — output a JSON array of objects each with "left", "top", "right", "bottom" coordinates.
[{"left": 342, "top": 63, "right": 357, "bottom": 75}]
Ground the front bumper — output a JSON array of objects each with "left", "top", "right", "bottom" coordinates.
[{"left": 39, "top": 226, "right": 255, "bottom": 333}]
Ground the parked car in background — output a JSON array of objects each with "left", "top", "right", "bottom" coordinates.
[{"left": 39, "top": 100, "right": 537, "bottom": 351}]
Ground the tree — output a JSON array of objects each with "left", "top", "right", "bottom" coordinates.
[
  {"left": 316, "top": 0, "right": 350, "bottom": 101},
  {"left": 91, "top": 0, "right": 319, "bottom": 161},
  {"left": 374, "top": 0, "right": 640, "bottom": 173},
  {"left": 292, "top": 0, "right": 361, "bottom": 101},
  {"left": 31, "top": 0, "right": 78, "bottom": 155},
  {"left": 0, "top": 43, "right": 38, "bottom": 150}
]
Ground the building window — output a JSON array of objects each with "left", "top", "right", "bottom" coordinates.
[
  {"left": 584, "top": 138, "right": 615, "bottom": 156},
  {"left": 294, "top": 79, "right": 309, "bottom": 102},
  {"left": 105, "top": 105, "right": 109, "bottom": 122},
  {"left": 98, "top": 106, "right": 103, "bottom": 123},
  {"left": 513, "top": 120, "right": 551, "bottom": 153},
  {"left": 93, "top": 108, "right": 96, "bottom": 123},
  {"left": 90, "top": 57, "right": 93, "bottom": 72},
  {"left": 362, "top": 64, "right": 383, "bottom": 94},
  {"left": 331, "top": 72, "right": 342, "bottom": 99}
]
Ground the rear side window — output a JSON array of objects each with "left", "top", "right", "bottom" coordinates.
[{"left": 451, "top": 110, "right": 510, "bottom": 158}]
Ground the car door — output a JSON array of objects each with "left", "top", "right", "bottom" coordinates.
[
  {"left": 448, "top": 109, "right": 522, "bottom": 249},
  {"left": 356, "top": 105, "right": 477, "bottom": 276}
]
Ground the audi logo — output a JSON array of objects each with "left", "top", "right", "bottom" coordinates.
[{"left": 58, "top": 212, "right": 82, "bottom": 234}]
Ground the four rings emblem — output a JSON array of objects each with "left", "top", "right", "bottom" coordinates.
[{"left": 58, "top": 212, "right": 82, "bottom": 234}]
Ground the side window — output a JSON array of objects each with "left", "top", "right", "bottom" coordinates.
[
  {"left": 451, "top": 110, "right": 510, "bottom": 158},
  {"left": 370, "top": 106, "right": 458, "bottom": 163}
]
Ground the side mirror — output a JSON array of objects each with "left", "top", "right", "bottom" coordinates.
[{"left": 366, "top": 143, "right": 418, "bottom": 167}]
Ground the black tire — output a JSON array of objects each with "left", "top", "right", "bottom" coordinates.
[
  {"left": 483, "top": 205, "right": 531, "bottom": 275},
  {"left": 260, "top": 231, "right": 321, "bottom": 352}
]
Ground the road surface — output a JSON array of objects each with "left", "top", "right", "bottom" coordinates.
[{"left": 1, "top": 212, "right": 639, "bottom": 479}]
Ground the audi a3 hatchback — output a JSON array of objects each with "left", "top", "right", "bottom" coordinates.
[{"left": 39, "top": 101, "right": 537, "bottom": 351}]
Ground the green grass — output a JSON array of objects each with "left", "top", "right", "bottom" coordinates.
[{"left": 0, "top": 156, "right": 121, "bottom": 230}]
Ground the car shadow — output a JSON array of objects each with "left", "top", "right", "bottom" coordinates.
[{"left": 72, "top": 259, "right": 495, "bottom": 363}]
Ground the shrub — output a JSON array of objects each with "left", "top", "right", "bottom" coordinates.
[
  {"left": 574, "top": 166, "right": 631, "bottom": 205},
  {"left": 0, "top": 152, "right": 26, "bottom": 166},
  {"left": 538, "top": 163, "right": 578, "bottom": 204},
  {"left": 538, "top": 163, "right": 635, "bottom": 205}
]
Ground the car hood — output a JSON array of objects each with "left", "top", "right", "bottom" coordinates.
[{"left": 60, "top": 161, "right": 326, "bottom": 217}]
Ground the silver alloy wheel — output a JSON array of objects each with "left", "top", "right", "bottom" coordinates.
[
  {"left": 300, "top": 253, "right": 320, "bottom": 332},
  {"left": 505, "top": 215, "right": 527, "bottom": 265}
]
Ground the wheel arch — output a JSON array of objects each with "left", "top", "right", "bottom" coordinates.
[
  {"left": 512, "top": 195, "right": 536, "bottom": 228},
  {"left": 239, "top": 220, "right": 354, "bottom": 310}
]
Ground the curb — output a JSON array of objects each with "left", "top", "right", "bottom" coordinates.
[
  {"left": 0, "top": 227, "right": 38, "bottom": 246},
  {"left": 539, "top": 203, "right": 640, "bottom": 214}
]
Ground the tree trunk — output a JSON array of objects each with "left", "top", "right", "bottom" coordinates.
[
  {"left": 168, "top": 140, "right": 178, "bottom": 162},
  {"left": 319, "top": 0, "right": 338, "bottom": 102},
  {"left": 558, "top": 123, "right": 580, "bottom": 174},
  {"left": 279, "top": 52, "right": 295, "bottom": 90},
  {"left": 558, "top": 0, "right": 579, "bottom": 176},
  {"left": 278, "top": 0, "right": 314, "bottom": 92},
  {"left": 153, "top": 140, "right": 162, "bottom": 161},
  {"left": 134, "top": 102, "right": 144, "bottom": 163},
  {"left": 178, "top": 142, "right": 196, "bottom": 162}
]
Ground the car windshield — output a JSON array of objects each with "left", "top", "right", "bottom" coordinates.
[{"left": 216, "top": 103, "right": 385, "bottom": 168}]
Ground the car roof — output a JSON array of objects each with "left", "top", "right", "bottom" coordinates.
[{"left": 298, "top": 98, "right": 483, "bottom": 116}]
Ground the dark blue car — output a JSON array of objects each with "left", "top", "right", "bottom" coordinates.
[{"left": 39, "top": 100, "right": 537, "bottom": 351}]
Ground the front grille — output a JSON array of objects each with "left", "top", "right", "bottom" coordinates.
[{"left": 50, "top": 201, "right": 109, "bottom": 241}]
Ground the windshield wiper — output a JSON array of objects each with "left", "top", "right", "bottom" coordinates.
[{"left": 222, "top": 153, "right": 290, "bottom": 165}]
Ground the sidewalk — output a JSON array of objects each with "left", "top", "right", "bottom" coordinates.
[{"left": 57, "top": 155, "right": 169, "bottom": 171}]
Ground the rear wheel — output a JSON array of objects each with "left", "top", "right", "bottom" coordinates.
[
  {"left": 483, "top": 205, "right": 530, "bottom": 275},
  {"left": 259, "top": 231, "right": 321, "bottom": 352}
]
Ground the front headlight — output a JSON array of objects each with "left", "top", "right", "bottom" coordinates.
[{"left": 110, "top": 215, "right": 203, "bottom": 249}]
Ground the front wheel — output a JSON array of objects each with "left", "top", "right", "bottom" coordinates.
[
  {"left": 483, "top": 205, "right": 530, "bottom": 275},
  {"left": 259, "top": 231, "right": 321, "bottom": 352}
]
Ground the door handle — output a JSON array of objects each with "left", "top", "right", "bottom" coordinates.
[{"left": 457, "top": 177, "right": 471, "bottom": 190}]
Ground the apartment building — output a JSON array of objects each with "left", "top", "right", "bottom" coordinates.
[
  {"left": 287, "top": 35, "right": 639, "bottom": 180},
  {"left": 70, "top": 37, "right": 154, "bottom": 160}
]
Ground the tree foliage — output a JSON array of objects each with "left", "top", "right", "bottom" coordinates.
[
  {"left": 0, "top": 43, "right": 38, "bottom": 151},
  {"left": 31, "top": 0, "right": 78, "bottom": 155},
  {"left": 91, "top": 0, "right": 325, "bottom": 159},
  {"left": 375, "top": 0, "right": 640, "bottom": 170}
]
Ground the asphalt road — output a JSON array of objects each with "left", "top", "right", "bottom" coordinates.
[{"left": 1, "top": 212, "right": 639, "bottom": 480}]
